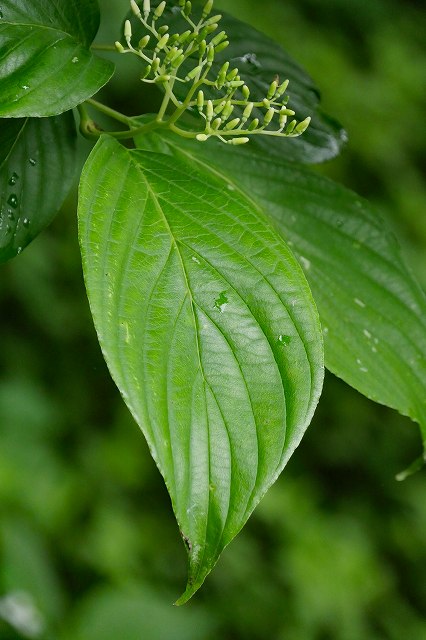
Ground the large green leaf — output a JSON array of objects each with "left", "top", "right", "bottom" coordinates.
[
  {"left": 0, "top": 0, "right": 114, "bottom": 117},
  {"left": 78, "top": 135, "right": 324, "bottom": 602},
  {"left": 124, "top": 2, "right": 346, "bottom": 163},
  {"left": 0, "top": 112, "right": 77, "bottom": 262},
  {"left": 145, "top": 133, "right": 426, "bottom": 463}
]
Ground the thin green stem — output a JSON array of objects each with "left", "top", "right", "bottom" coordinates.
[
  {"left": 86, "top": 99, "right": 135, "bottom": 126},
  {"left": 90, "top": 44, "right": 117, "bottom": 51}
]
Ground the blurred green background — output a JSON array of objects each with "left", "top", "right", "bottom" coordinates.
[{"left": 1, "top": 0, "right": 425, "bottom": 638}]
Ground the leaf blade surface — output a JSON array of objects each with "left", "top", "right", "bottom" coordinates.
[{"left": 78, "top": 135, "right": 324, "bottom": 601}]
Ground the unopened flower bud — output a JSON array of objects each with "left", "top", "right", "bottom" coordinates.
[
  {"left": 130, "top": 0, "right": 141, "bottom": 18},
  {"left": 197, "top": 90, "right": 205, "bottom": 112},
  {"left": 228, "top": 137, "right": 250, "bottom": 145},
  {"left": 206, "top": 100, "right": 214, "bottom": 121},
  {"left": 115, "top": 41, "right": 125, "bottom": 53},
  {"left": 248, "top": 118, "right": 259, "bottom": 131},
  {"left": 196, "top": 133, "right": 209, "bottom": 141},
  {"left": 143, "top": 0, "right": 150, "bottom": 19},
  {"left": 276, "top": 79, "right": 289, "bottom": 97},
  {"left": 242, "top": 102, "right": 254, "bottom": 121},
  {"left": 202, "top": 0, "right": 214, "bottom": 18},
  {"left": 124, "top": 19, "right": 132, "bottom": 41},
  {"left": 242, "top": 85, "right": 250, "bottom": 99},
  {"left": 210, "top": 30, "right": 227, "bottom": 47},
  {"left": 183, "top": 1, "right": 192, "bottom": 16},
  {"left": 294, "top": 116, "right": 311, "bottom": 134},
  {"left": 286, "top": 120, "right": 297, "bottom": 134},
  {"left": 138, "top": 35, "right": 150, "bottom": 49},
  {"left": 154, "top": 0, "right": 166, "bottom": 19},
  {"left": 155, "top": 33, "right": 169, "bottom": 50},
  {"left": 224, "top": 117, "right": 240, "bottom": 130},
  {"left": 214, "top": 40, "right": 229, "bottom": 54},
  {"left": 267, "top": 80, "right": 278, "bottom": 100},
  {"left": 263, "top": 107, "right": 275, "bottom": 126}
]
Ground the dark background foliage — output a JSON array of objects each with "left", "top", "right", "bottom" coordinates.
[{"left": 1, "top": 0, "right": 425, "bottom": 637}]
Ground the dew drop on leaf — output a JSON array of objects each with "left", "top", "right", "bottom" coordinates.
[
  {"left": 29, "top": 158, "right": 36, "bottom": 166},
  {"left": 22, "top": 218, "right": 30, "bottom": 228},
  {"left": 7, "top": 194, "right": 18, "bottom": 209},
  {"left": 299, "top": 255, "right": 311, "bottom": 270},
  {"left": 277, "top": 334, "right": 292, "bottom": 346},
  {"left": 8, "top": 172, "right": 19, "bottom": 186}
]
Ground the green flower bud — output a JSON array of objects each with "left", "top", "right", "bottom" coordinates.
[
  {"left": 130, "top": 0, "right": 141, "bottom": 18},
  {"left": 206, "top": 100, "right": 214, "bottom": 121},
  {"left": 242, "top": 102, "right": 254, "bottom": 121},
  {"left": 183, "top": 1, "right": 192, "bottom": 16},
  {"left": 227, "top": 80, "right": 244, "bottom": 88},
  {"left": 197, "top": 90, "right": 205, "bottom": 112},
  {"left": 155, "top": 74, "right": 171, "bottom": 83},
  {"left": 141, "top": 64, "right": 152, "bottom": 79},
  {"left": 198, "top": 39, "right": 207, "bottom": 59},
  {"left": 151, "top": 56, "right": 160, "bottom": 73},
  {"left": 158, "top": 25, "right": 169, "bottom": 35},
  {"left": 224, "top": 117, "right": 240, "bottom": 130},
  {"left": 262, "top": 98, "right": 270, "bottom": 109},
  {"left": 196, "top": 133, "right": 209, "bottom": 141},
  {"left": 286, "top": 120, "right": 297, "bottom": 134},
  {"left": 138, "top": 35, "right": 150, "bottom": 49},
  {"left": 202, "top": 0, "right": 214, "bottom": 18},
  {"left": 226, "top": 68, "right": 239, "bottom": 81},
  {"left": 214, "top": 100, "right": 226, "bottom": 115},
  {"left": 185, "top": 64, "right": 203, "bottom": 81},
  {"left": 203, "top": 14, "right": 222, "bottom": 26},
  {"left": 248, "top": 118, "right": 259, "bottom": 131},
  {"left": 216, "top": 61, "right": 229, "bottom": 88},
  {"left": 263, "top": 107, "right": 275, "bottom": 126},
  {"left": 206, "top": 45, "right": 215, "bottom": 63},
  {"left": 124, "top": 19, "right": 132, "bottom": 41},
  {"left": 227, "top": 137, "right": 250, "bottom": 145},
  {"left": 154, "top": 0, "right": 166, "bottom": 19},
  {"left": 242, "top": 84, "right": 250, "bottom": 99},
  {"left": 143, "top": 0, "right": 150, "bottom": 19},
  {"left": 276, "top": 79, "right": 289, "bottom": 97},
  {"left": 155, "top": 33, "right": 169, "bottom": 51},
  {"left": 178, "top": 30, "right": 191, "bottom": 43},
  {"left": 222, "top": 101, "right": 234, "bottom": 120},
  {"left": 267, "top": 80, "right": 278, "bottom": 100},
  {"left": 211, "top": 117, "right": 222, "bottom": 130},
  {"left": 294, "top": 116, "right": 311, "bottom": 134},
  {"left": 214, "top": 40, "right": 229, "bottom": 53},
  {"left": 172, "top": 53, "right": 185, "bottom": 67},
  {"left": 114, "top": 41, "right": 125, "bottom": 53},
  {"left": 210, "top": 30, "right": 227, "bottom": 46}
]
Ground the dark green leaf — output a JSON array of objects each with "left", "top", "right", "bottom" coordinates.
[
  {"left": 78, "top": 135, "right": 324, "bottom": 602},
  {"left": 125, "top": 2, "right": 346, "bottom": 163},
  {"left": 0, "top": 0, "right": 114, "bottom": 117},
  {"left": 149, "top": 133, "right": 426, "bottom": 456},
  {"left": 0, "top": 112, "right": 77, "bottom": 262}
]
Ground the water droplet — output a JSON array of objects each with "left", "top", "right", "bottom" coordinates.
[
  {"left": 22, "top": 85, "right": 29, "bottom": 90},
  {"left": 6, "top": 224, "right": 11, "bottom": 234},
  {"left": 277, "top": 334, "right": 291, "bottom": 346},
  {"left": 356, "top": 357, "right": 368, "bottom": 373},
  {"left": 8, "top": 172, "right": 19, "bottom": 185},
  {"left": 7, "top": 209, "right": 14, "bottom": 220},
  {"left": 323, "top": 326, "right": 329, "bottom": 335},
  {"left": 214, "top": 291, "right": 228, "bottom": 313},
  {"left": 16, "top": 246, "right": 22, "bottom": 254},
  {"left": 7, "top": 193, "right": 18, "bottom": 208},
  {"left": 22, "top": 217, "right": 30, "bottom": 228},
  {"left": 71, "top": 56, "right": 79, "bottom": 63},
  {"left": 227, "top": 183, "right": 235, "bottom": 191},
  {"left": 299, "top": 255, "right": 311, "bottom": 270},
  {"left": 336, "top": 219, "right": 343, "bottom": 227},
  {"left": 354, "top": 297, "right": 366, "bottom": 308},
  {"left": 363, "top": 329, "right": 372, "bottom": 339},
  {"left": 29, "top": 157, "right": 36, "bottom": 166},
  {"left": 0, "top": 9, "right": 3, "bottom": 19},
  {"left": 191, "top": 256, "right": 200, "bottom": 264}
]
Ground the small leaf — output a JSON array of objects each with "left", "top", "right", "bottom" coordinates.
[
  {"left": 0, "top": 0, "right": 114, "bottom": 117},
  {"left": 154, "top": 135, "right": 426, "bottom": 456},
  {"left": 78, "top": 136, "right": 324, "bottom": 602},
  {"left": 0, "top": 112, "right": 77, "bottom": 262}
]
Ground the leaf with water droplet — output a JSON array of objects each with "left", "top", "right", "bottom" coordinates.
[
  {"left": 143, "top": 130, "right": 426, "bottom": 471},
  {"left": 79, "top": 136, "right": 324, "bottom": 603},
  {"left": 0, "top": 113, "right": 77, "bottom": 262},
  {"left": 0, "top": 0, "right": 114, "bottom": 117}
]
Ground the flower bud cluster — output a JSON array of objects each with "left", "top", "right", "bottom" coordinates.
[{"left": 115, "top": 1, "right": 311, "bottom": 145}]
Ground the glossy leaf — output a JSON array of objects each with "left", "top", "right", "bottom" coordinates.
[
  {"left": 0, "top": 0, "right": 114, "bottom": 117},
  {"left": 124, "top": 2, "right": 346, "bottom": 163},
  {"left": 149, "top": 133, "right": 426, "bottom": 458},
  {"left": 78, "top": 135, "right": 324, "bottom": 602},
  {"left": 0, "top": 113, "right": 77, "bottom": 262}
]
